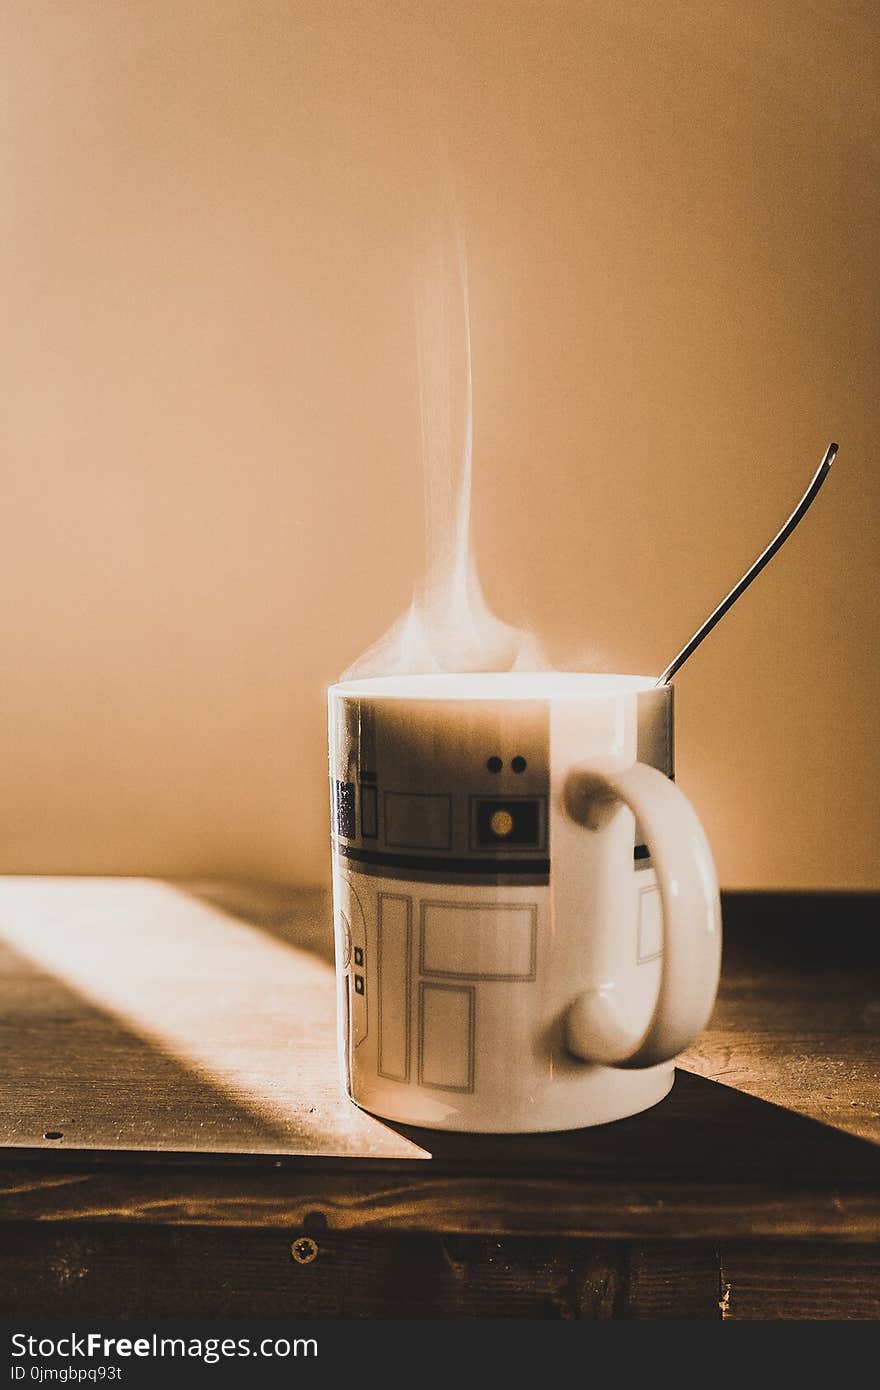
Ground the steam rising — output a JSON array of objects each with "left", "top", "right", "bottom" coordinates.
[{"left": 343, "top": 207, "right": 546, "bottom": 679}]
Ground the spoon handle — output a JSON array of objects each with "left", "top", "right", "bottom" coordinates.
[{"left": 657, "top": 441, "right": 839, "bottom": 686}]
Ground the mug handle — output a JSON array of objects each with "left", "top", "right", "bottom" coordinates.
[{"left": 563, "top": 759, "right": 722, "bottom": 1069}]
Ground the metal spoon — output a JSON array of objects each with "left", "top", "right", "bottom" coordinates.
[{"left": 657, "top": 441, "right": 839, "bottom": 685}]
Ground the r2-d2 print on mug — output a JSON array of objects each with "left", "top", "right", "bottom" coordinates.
[{"left": 328, "top": 673, "right": 721, "bottom": 1134}]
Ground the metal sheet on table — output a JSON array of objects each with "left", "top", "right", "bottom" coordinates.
[{"left": 0, "top": 877, "right": 428, "bottom": 1160}]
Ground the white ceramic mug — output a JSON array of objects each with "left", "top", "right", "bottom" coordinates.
[{"left": 328, "top": 672, "right": 721, "bottom": 1133}]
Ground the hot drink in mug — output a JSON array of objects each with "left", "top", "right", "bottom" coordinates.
[{"left": 328, "top": 671, "right": 720, "bottom": 1133}]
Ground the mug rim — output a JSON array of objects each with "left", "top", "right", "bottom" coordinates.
[{"left": 328, "top": 672, "right": 661, "bottom": 701}]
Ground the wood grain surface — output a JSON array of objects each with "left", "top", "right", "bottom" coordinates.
[
  {"left": 0, "top": 881, "right": 877, "bottom": 1248},
  {"left": 1, "top": 1224, "right": 877, "bottom": 1319},
  {"left": 0, "top": 1225, "right": 723, "bottom": 1319}
]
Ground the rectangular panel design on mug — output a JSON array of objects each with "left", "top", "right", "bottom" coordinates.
[
  {"left": 384, "top": 793, "right": 452, "bottom": 850},
  {"left": 359, "top": 783, "right": 378, "bottom": 839},
  {"left": 418, "top": 983, "right": 475, "bottom": 1093},
  {"left": 377, "top": 892, "right": 412, "bottom": 1081},
  {"left": 420, "top": 901, "right": 537, "bottom": 981},
  {"left": 638, "top": 883, "right": 663, "bottom": 963}
]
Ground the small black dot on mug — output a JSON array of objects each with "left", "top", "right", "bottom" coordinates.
[
  {"left": 487, "top": 756, "right": 503, "bottom": 773},
  {"left": 512, "top": 756, "right": 527, "bottom": 774}
]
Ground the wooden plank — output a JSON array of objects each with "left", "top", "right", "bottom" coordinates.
[
  {"left": 720, "top": 1241, "right": 880, "bottom": 1320},
  {"left": 0, "top": 1224, "right": 722, "bottom": 1319},
  {"left": 0, "top": 1223, "right": 626, "bottom": 1319},
  {"left": 5, "top": 1223, "right": 873, "bottom": 1317},
  {"left": 2, "top": 1052, "right": 879, "bottom": 1186},
  {"left": 1, "top": 1165, "right": 878, "bottom": 1240},
  {"left": 624, "top": 1242, "right": 721, "bottom": 1319},
  {"left": 4, "top": 1224, "right": 875, "bottom": 1319}
]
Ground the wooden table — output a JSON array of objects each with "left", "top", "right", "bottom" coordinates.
[{"left": 0, "top": 879, "right": 877, "bottom": 1320}]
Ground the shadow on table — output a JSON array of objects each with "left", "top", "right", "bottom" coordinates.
[{"left": 380, "top": 1067, "right": 880, "bottom": 1181}]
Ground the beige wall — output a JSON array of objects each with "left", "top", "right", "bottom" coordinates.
[{"left": 2, "top": 1, "right": 877, "bottom": 889}]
